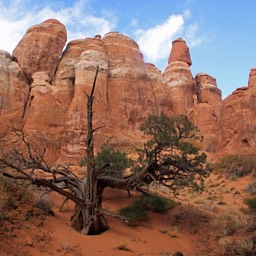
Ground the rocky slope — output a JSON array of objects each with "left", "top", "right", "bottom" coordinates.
[{"left": 0, "top": 19, "right": 255, "bottom": 163}]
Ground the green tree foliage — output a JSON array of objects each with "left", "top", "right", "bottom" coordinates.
[
  {"left": 119, "top": 193, "right": 176, "bottom": 225},
  {"left": 81, "top": 146, "right": 133, "bottom": 178},
  {"left": 244, "top": 196, "right": 256, "bottom": 212},
  {"left": 135, "top": 114, "right": 211, "bottom": 193}
]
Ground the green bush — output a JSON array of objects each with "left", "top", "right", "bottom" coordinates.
[
  {"left": 214, "top": 155, "right": 256, "bottom": 180},
  {"left": 119, "top": 193, "right": 176, "bottom": 225},
  {"left": 244, "top": 197, "right": 256, "bottom": 212},
  {"left": 80, "top": 146, "right": 133, "bottom": 178}
]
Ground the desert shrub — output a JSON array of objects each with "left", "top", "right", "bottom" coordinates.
[
  {"left": 80, "top": 146, "right": 133, "bottom": 178},
  {"left": 119, "top": 193, "right": 176, "bottom": 225},
  {"left": 221, "top": 239, "right": 256, "bottom": 256},
  {"left": 214, "top": 155, "right": 256, "bottom": 180},
  {"left": 211, "top": 209, "right": 248, "bottom": 237},
  {"left": 245, "top": 182, "right": 256, "bottom": 196},
  {"left": 138, "top": 193, "right": 176, "bottom": 213},
  {"left": 244, "top": 197, "right": 256, "bottom": 212},
  {"left": 34, "top": 194, "right": 54, "bottom": 216},
  {"left": 0, "top": 175, "right": 32, "bottom": 221}
]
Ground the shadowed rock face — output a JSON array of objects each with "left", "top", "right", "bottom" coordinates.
[
  {"left": 2, "top": 18, "right": 256, "bottom": 163},
  {"left": 195, "top": 73, "right": 222, "bottom": 106},
  {"left": 189, "top": 73, "right": 222, "bottom": 153},
  {"left": 0, "top": 51, "right": 12, "bottom": 111},
  {"left": 216, "top": 68, "right": 256, "bottom": 156}
]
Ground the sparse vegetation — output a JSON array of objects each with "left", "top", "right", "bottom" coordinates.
[
  {"left": 213, "top": 155, "right": 256, "bottom": 180},
  {"left": 120, "top": 193, "right": 176, "bottom": 225},
  {"left": 0, "top": 174, "right": 50, "bottom": 255},
  {"left": 34, "top": 194, "right": 54, "bottom": 216},
  {"left": 0, "top": 175, "right": 32, "bottom": 227},
  {"left": 220, "top": 238, "right": 256, "bottom": 256},
  {"left": 245, "top": 182, "right": 256, "bottom": 195},
  {"left": 244, "top": 196, "right": 256, "bottom": 212},
  {"left": 160, "top": 226, "right": 181, "bottom": 238},
  {"left": 211, "top": 209, "right": 248, "bottom": 238}
]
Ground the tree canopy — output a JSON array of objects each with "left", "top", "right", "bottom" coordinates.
[{"left": 135, "top": 114, "right": 211, "bottom": 193}]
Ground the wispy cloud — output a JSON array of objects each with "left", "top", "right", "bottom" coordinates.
[
  {"left": 130, "top": 18, "right": 138, "bottom": 27},
  {"left": 0, "top": 0, "right": 117, "bottom": 53},
  {"left": 134, "top": 14, "right": 184, "bottom": 63},
  {"left": 185, "top": 23, "right": 202, "bottom": 46},
  {"left": 133, "top": 11, "right": 202, "bottom": 69},
  {"left": 0, "top": 0, "right": 202, "bottom": 72}
]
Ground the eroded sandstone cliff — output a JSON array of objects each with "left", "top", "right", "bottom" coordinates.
[{"left": 0, "top": 19, "right": 255, "bottom": 163}]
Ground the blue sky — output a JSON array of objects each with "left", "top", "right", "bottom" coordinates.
[{"left": 0, "top": 0, "right": 255, "bottom": 98}]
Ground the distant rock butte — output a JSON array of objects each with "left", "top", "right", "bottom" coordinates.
[{"left": 1, "top": 19, "right": 255, "bottom": 163}]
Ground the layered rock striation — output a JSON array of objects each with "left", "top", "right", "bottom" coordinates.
[{"left": 1, "top": 19, "right": 256, "bottom": 163}]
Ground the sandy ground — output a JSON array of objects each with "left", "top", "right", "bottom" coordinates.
[{"left": 1, "top": 173, "right": 255, "bottom": 256}]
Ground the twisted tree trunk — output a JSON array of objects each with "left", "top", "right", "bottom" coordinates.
[{"left": 71, "top": 66, "right": 109, "bottom": 235}]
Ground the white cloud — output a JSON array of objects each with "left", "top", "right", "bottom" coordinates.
[
  {"left": 134, "top": 15, "right": 184, "bottom": 63},
  {"left": 133, "top": 13, "right": 202, "bottom": 69},
  {"left": 0, "top": 0, "right": 117, "bottom": 53},
  {"left": 185, "top": 23, "right": 202, "bottom": 46}
]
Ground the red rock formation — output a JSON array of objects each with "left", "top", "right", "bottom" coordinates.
[
  {"left": 58, "top": 38, "right": 109, "bottom": 162},
  {"left": 163, "top": 38, "right": 197, "bottom": 114},
  {"left": 52, "top": 39, "right": 99, "bottom": 107},
  {"left": 6, "top": 19, "right": 67, "bottom": 162},
  {"left": 6, "top": 19, "right": 256, "bottom": 163},
  {"left": 0, "top": 50, "right": 12, "bottom": 112},
  {"left": 101, "top": 32, "right": 160, "bottom": 146},
  {"left": 168, "top": 38, "right": 192, "bottom": 66},
  {"left": 145, "top": 63, "right": 173, "bottom": 115},
  {"left": 13, "top": 19, "right": 67, "bottom": 82},
  {"left": 217, "top": 68, "right": 256, "bottom": 156},
  {"left": 22, "top": 68, "right": 67, "bottom": 162},
  {"left": 163, "top": 61, "right": 196, "bottom": 114},
  {"left": 248, "top": 67, "right": 256, "bottom": 88},
  {"left": 195, "top": 73, "right": 222, "bottom": 106},
  {"left": 189, "top": 73, "right": 222, "bottom": 153}
]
